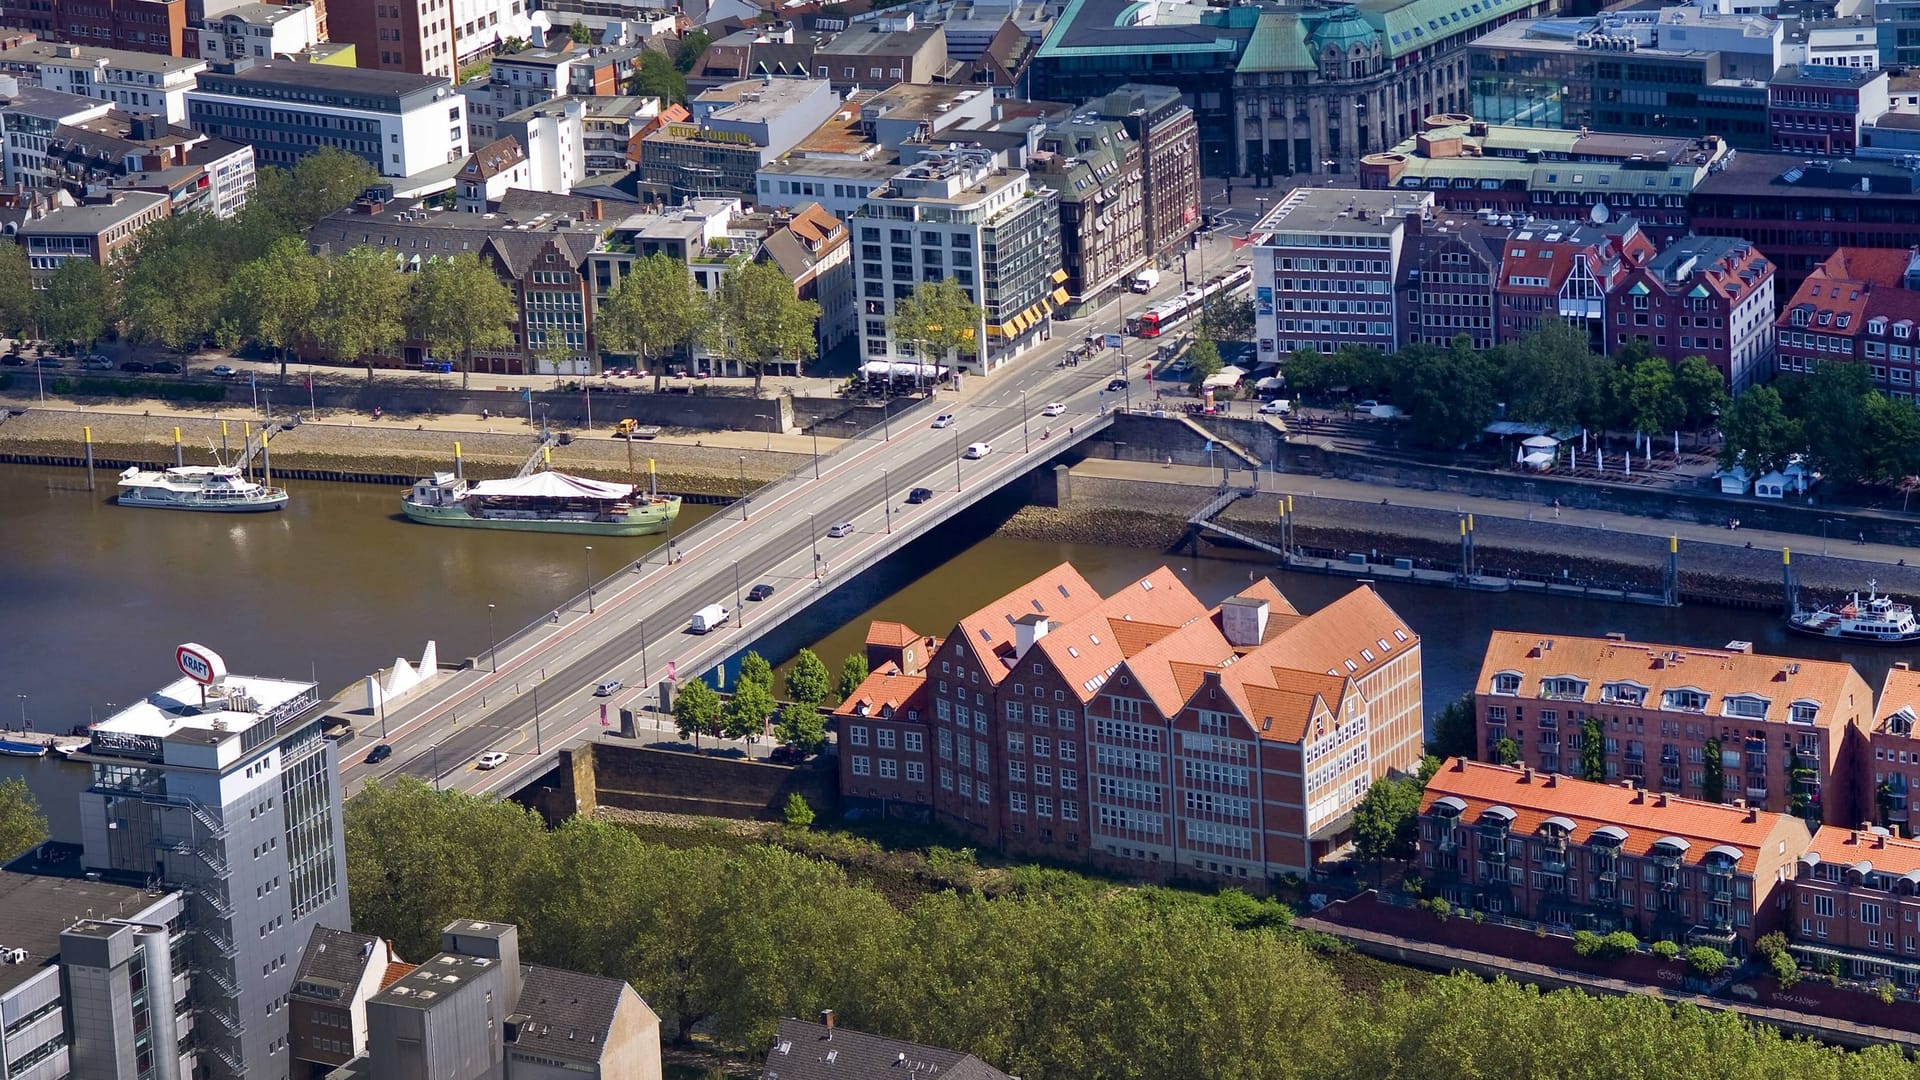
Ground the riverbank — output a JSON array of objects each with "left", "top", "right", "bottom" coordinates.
[{"left": 0, "top": 400, "right": 816, "bottom": 495}]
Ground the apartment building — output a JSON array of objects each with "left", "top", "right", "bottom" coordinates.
[
  {"left": 498, "top": 95, "right": 582, "bottom": 194},
  {"left": 289, "top": 927, "right": 408, "bottom": 1077},
  {"left": 578, "top": 95, "right": 655, "bottom": 174},
  {"left": 186, "top": 59, "right": 466, "bottom": 179},
  {"left": 18, "top": 189, "right": 169, "bottom": 276},
  {"left": 327, "top": 0, "right": 540, "bottom": 80},
  {"left": 1092, "top": 84, "right": 1198, "bottom": 262},
  {"left": 1688, "top": 153, "right": 1920, "bottom": 298},
  {"left": 1251, "top": 187, "right": 1430, "bottom": 358},
  {"left": 196, "top": 1, "right": 320, "bottom": 64},
  {"left": 1775, "top": 247, "right": 1920, "bottom": 397},
  {"left": 1395, "top": 212, "right": 1507, "bottom": 351},
  {"left": 185, "top": 135, "right": 254, "bottom": 216},
  {"left": 0, "top": 0, "right": 189, "bottom": 56},
  {"left": 461, "top": 43, "right": 575, "bottom": 143},
  {"left": 1790, "top": 825, "right": 1920, "bottom": 986},
  {"left": 0, "top": 84, "right": 114, "bottom": 191},
  {"left": 1769, "top": 63, "right": 1889, "bottom": 155},
  {"left": 73, "top": 642, "right": 351, "bottom": 1080},
  {"left": 639, "top": 77, "right": 837, "bottom": 201},
  {"left": 810, "top": 12, "right": 950, "bottom": 90},
  {"left": 1612, "top": 235, "right": 1776, "bottom": 392},
  {"left": 1869, "top": 664, "right": 1920, "bottom": 834},
  {"left": 1027, "top": 113, "right": 1142, "bottom": 314},
  {"left": 840, "top": 564, "right": 1424, "bottom": 887},
  {"left": 1418, "top": 758, "right": 1811, "bottom": 952},
  {"left": 0, "top": 40, "right": 205, "bottom": 122},
  {"left": 1474, "top": 632, "right": 1875, "bottom": 827},
  {"left": 453, "top": 134, "right": 528, "bottom": 210},
  {"left": 1491, "top": 214, "right": 1655, "bottom": 351},
  {"left": 758, "top": 202, "right": 853, "bottom": 354}
]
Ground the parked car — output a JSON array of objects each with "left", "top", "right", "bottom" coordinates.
[
  {"left": 210, "top": 364, "right": 237, "bottom": 378},
  {"left": 0, "top": 354, "right": 23, "bottom": 366},
  {"left": 149, "top": 361, "right": 183, "bottom": 374},
  {"left": 119, "top": 360, "right": 150, "bottom": 373},
  {"left": 826, "top": 521, "right": 855, "bottom": 538},
  {"left": 907, "top": 487, "right": 934, "bottom": 504},
  {"left": 1106, "top": 378, "right": 1128, "bottom": 391},
  {"left": 1041, "top": 402, "right": 1066, "bottom": 417},
  {"left": 747, "top": 583, "right": 776, "bottom": 602},
  {"left": 594, "top": 679, "right": 622, "bottom": 696},
  {"left": 931, "top": 413, "right": 956, "bottom": 429},
  {"left": 476, "top": 751, "right": 509, "bottom": 770},
  {"left": 81, "top": 355, "right": 113, "bottom": 370},
  {"left": 964, "top": 442, "right": 992, "bottom": 459},
  {"left": 35, "top": 357, "right": 62, "bottom": 369},
  {"left": 1356, "top": 400, "right": 1381, "bottom": 411},
  {"left": 768, "top": 745, "right": 810, "bottom": 765},
  {"left": 364, "top": 744, "right": 393, "bottom": 764},
  {"left": 1259, "top": 399, "right": 1292, "bottom": 416}
]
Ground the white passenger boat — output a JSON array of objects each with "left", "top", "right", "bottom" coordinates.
[
  {"left": 1788, "top": 581, "right": 1920, "bottom": 644},
  {"left": 116, "top": 465, "right": 288, "bottom": 512}
]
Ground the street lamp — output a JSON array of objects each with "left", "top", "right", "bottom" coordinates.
[
  {"left": 263, "top": 388, "right": 273, "bottom": 423},
  {"left": 532, "top": 685, "right": 543, "bottom": 755},
  {"left": 584, "top": 545, "right": 595, "bottom": 614},
  {"left": 954, "top": 429, "right": 963, "bottom": 491},
  {"left": 487, "top": 602, "right": 498, "bottom": 673},
  {"left": 734, "top": 560, "right": 743, "bottom": 626},
  {"left": 639, "top": 618, "right": 650, "bottom": 701},
  {"left": 429, "top": 743, "right": 441, "bottom": 792},
  {"left": 756, "top": 412, "right": 774, "bottom": 451},
  {"left": 377, "top": 672, "right": 388, "bottom": 738},
  {"left": 14, "top": 694, "right": 24, "bottom": 729},
  {"left": 738, "top": 455, "right": 748, "bottom": 520},
  {"left": 810, "top": 512, "right": 820, "bottom": 579},
  {"left": 1022, "top": 388, "right": 1030, "bottom": 453},
  {"left": 810, "top": 430, "right": 820, "bottom": 480},
  {"left": 883, "top": 469, "right": 891, "bottom": 533}
]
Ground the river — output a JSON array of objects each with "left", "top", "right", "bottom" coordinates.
[{"left": 2, "top": 465, "right": 1908, "bottom": 843}]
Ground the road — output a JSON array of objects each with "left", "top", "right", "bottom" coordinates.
[{"left": 340, "top": 252, "right": 1248, "bottom": 799}]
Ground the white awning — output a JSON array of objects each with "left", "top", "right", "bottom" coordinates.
[
  {"left": 468, "top": 471, "right": 635, "bottom": 499},
  {"left": 1522, "top": 434, "right": 1561, "bottom": 449}
]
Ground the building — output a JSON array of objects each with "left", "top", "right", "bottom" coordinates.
[
  {"left": 578, "top": 95, "right": 657, "bottom": 173},
  {"left": 0, "top": 83, "right": 114, "bottom": 190},
  {"left": 758, "top": 202, "right": 853, "bottom": 354},
  {"left": 0, "top": 40, "right": 206, "bottom": 123},
  {"left": 186, "top": 59, "right": 467, "bottom": 179},
  {"left": 1688, "top": 152, "right": 1920, "bottom": 297},
  {"left": 810, "top": 12, "right": 950, "bottom": 89},
  {"left": 1027, "top": 111, "right": 1143, "bottom": 314},
  {"left": 1768, "top": 63, "right": 1889, "bottom": 154},
  {"left": 639, "top": 77, "right": 837, "bottom": 201},
  {"left": 1090, "top": 85, "right": 1197, "bottom": 262},
  {"left": 0, "top": 0, "right": 189, "bottom": 56},
  {"left": 687, "top": 23, "right": 831, "bottom": 91},
  {"left": 18, "top": 189, "right": 169, "bottom": 276},
  {"left": 196, "top": 1, "right": 321, "bottom": 64},
  {"left": 1491, "top": 214, "right": 1654, "bottom": 350},
  {"left": 462, "top": 44, "right": 581, "bottom": 144},
  {"left": 1868, "top": 663, "right": 1920, "bottom": 833},
  {"left": 761, "top": 1015, "right": 1015, "bottom": 1080},
  {"left": 1789, "top": 825, "right": 1920, "bottom": 986},
  {"left": 290, "top": 927, "right": 409, "bottom": 1078},
  {"left": 42, "top": 110, "right": 205, "bottom": 195},
  {"left": 185, "top": 134, "right": 253, "bottom": 216},
  {"left": 1418, "top": 757, "right": 1812, "bottom": 952},
  {"left": 0, "top": 869, "right": 187, "bottom": 1080},
  {"left": 841, "top": 564, "right": 1425, "bottom": 886},
  {"left": 326, "top": 0, "right": 541, "bottom": 80},
  {"left": 1614, "top": 236, "right": 1775, "bottom": 392},
  {"left": 455, "top": 135, "right": 530, "bottom": 210},
  {"left": 1775, "top": 247, "right": 1920, "bottom": 396},
  {"left": 498, "top": 95, "right": 584, "bottom": 194},
  {"left": 1395, "top": 211, "right": 1507, "bottom": 350},
  {"left": 1356, "top": 116, "right": 1732, "bottom": 242},
  {"left": 1468, "top": 10, "right": 1777, "bottom": 150},
  {"left": 1251, "top": 186, "right": 1430, "bottom": 358},
  {"left": 73, "top": 642, "right": 351, "bottom": 1080},
  {"left": 1473, "top": 631, "right": 1875, "bottom": 827},
  {"left": 850, "top": 145, "right": 1062, "bottom": 372}
]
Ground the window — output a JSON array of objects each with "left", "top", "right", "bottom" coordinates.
[
  {"left": 877, "top": 729, "right": 896, "bottom": 750},
  {"left": 851, "top": 755, "right": 871, "bottom": 776},
  {"left": 1010, "top": 791, "right": 1028, "bottom": 813},
  {"left": 849, "top": 725, "right": 869, "bottom": 746},
  {"left": 904, "top": 731, "right": 923, "bottom": 753},
  {"left": 906, "top": 761, "right": 925, "bottom": 783},
  {"left": 878, "top": 758, "right": 898, "bottom": 779}
]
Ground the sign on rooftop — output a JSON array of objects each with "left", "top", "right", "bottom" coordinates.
[{"left": 176, "top": 642, "right": 227, "bottom": 686}]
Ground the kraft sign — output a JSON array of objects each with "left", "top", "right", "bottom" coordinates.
[{"left": 176, "top": 643, "right": 228, "bottom": 686}]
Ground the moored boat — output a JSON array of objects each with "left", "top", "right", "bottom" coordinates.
[
  {"left": 1787, "top": 581, "right": 1920, "bottom": 644},
  {"left": 117, "top": 465, "right": 287, "bottom": 512},
  {"left": 401, "top": 470, "right": 680, "bottom": 536},
  {"left": 0, "top": 738, "right": 48, "bottom": 757}
]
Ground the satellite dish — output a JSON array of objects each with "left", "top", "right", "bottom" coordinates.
[{"left": 1589, "top": 202, "right": 1610, "bottom": 224}]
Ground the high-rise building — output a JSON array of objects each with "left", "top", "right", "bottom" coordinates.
[
  {"left": 326, "top": 0, "right": 538, "bottom": 80},
  {"left": 1092, "top": 84, "right": 1198, "bottom": 262},
  {"left": 75, "top": 642, "right": 350, "bottom": 1080}
]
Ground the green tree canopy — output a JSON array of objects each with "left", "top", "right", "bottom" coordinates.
[
  {"left": 1672, "top": 355, "right": 1727, "bottom": 431},
  {"left": 776, "top": 706, "right": 828, "bottom": 754},
  {"left": 223, "top": 236, "right": 322, "bottom": 377},
  {"left": 1200, "top": 293, "right": 1254, "bottom": 342},
  {"left": 738, "top": 651, "right": 773, "bottom": 693},
  {"left": 595, "top": 252, "right": 707, "bottom": 391},
  {"left": 1426, "top": 692, "right": 1476, "bottom": 760},
  {"left": 673, "top": 29, "right": 712, "bottom": 72},
  {"left": 0, "top": 238, "right": 35, "bottom": 340},
  {"left": 716, "top": 259, "right": 819, "bottom": 394},
  {"left": 1388, "top": 336, "right": 1496, "bottom": 449},
  {"left": 406, "top": 252, "right": 517, "bottom": 390},
  {"left": 671, "top": 679, "right": 722, "bottom": 743},
  {"left": 1717, "top": 384, "right": 1801, "bottom": 475},
  {"left": 1862, "top": 391, "right": 1920, "bottom": 484},
  {"left": 723, "top": 679, "right": 775, "bottom": 739},
  {"left": 1622, "top": 356, "right": 1684, "bottom": 437},
  {"left": 889, "top": 278, "right": 981, "bottom": 382},
  {"left": 1791, "top": 360, "right": 1875, "bottom": 483},
  {"left": 1188, "top": 332, "right": 1223, "bottom": 383},
  {"left": 1352, "top": 774, "right": 1424, "bottom": 870},
  {"left": 250, "top": 147, "right": 379, "bottom": 233},
  {"left": 631, "top": 49, "right": 688, "bottom": 105},
  {"left": 1499, "top": 320, "right": 1606, "bottom": 428},
  {"left": 316, "top": 246, "right": 409, "bottom": 383},
  {"left": 837, "top": 653, "right": 869, "bottom": 705},
  {"left": 37, "top": 258, "right": 114, "bottom": 346},
  {"left": 0, "top": 778, "right": 47, "bottom": 864},
  {"left": 783, "top": 648, "right": 831, "bottom": 715}
]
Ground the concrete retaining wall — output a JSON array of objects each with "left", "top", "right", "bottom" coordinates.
[{"left": 577, "top": 742, "right": 835, "bottom": 821}]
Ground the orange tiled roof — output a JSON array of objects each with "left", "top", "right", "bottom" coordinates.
[
  {"left": 380, "top": 961, "right": 416, "bottom": 990},
  {"left": 866, "top": 620, "right": 921, "bottom": 650},
  {"left": 1421, "top": 758, "right": 1808, "bottom": 874},
  {"left": 1117, "top": 617, "right": 1238, "bottom": 715},
  {"left": 1806, "top": 824, "right": 1920, "bottom": 877},
  {"left": 952, "top": 563, "right": 1102, "bottom": 685},
  {"left": 1877, "top": 665, "right": 1920, "bottom": 737},
  {"left": 1028, "top": 567, "right": 1208, "bottom": 699},
  {"left": 1477, "top": 631, "right": 1863, "bottom": 728},
  {"left": 1257, "top": 586, "right": 1413, "bottom": 681},
  {"left": 833, "top": 667, "right": 927, "bottom": 720}
]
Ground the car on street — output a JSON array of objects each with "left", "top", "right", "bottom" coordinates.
[
  {"left": 594, "top": 679, "right": 622, "bottom": 696},
  {"left": 1106, "top": 378, "right": 1128, "bottom": 391},
  {"left": 768, "top": 745, "right": 810, "bottom": 764},
  {"left": 364, "top": 744, "right": 393, "bottom": 764},
  {"left": 0, "top": 354, "right": 23, "bottom": 366},
  {"left": 81, "top": 355, "right": 113, "bottom": 370},
  {"left": 1259, "top": 399, "right": 1292, "bottom": 416},
  {"left": 964, "top": 442, "right": 992, "bottom": 459},
  {"left": 748, "top": 583, "right": 776, "bottom": 601},
  {"left": 119, "top": 360, "right": 150, "bottom": 373},
  {"left": 210, "top": 364, "right": 237, "bottom": 378},
  {"left": 35, "top": 357, "right": 61, "bottom": 369},
  {"left": 476, "top": 751, "right": 509, "bottom": 770},
  {"left": 149, "top": 361, "right": 183, "bottom": 374},
  {"left": 826, "top": 521, "right": 855, "bottom": 538},
  {"left": 1356, "top": 400, "right": 1381, "bottom": 411},
  {"left": 907, "top": 486, "right": 934, "bottom": 504},
  {"left": 931, "top": 413, "right": 956, "bottom": 429},
  {"left": 1041, "top": 402, "right": 1066, "bottom": 417}
]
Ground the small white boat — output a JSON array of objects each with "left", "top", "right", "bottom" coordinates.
[
  {"left": 117, "top": 465, "right": 287, "bottom": 512},
  {"left": 1788, "top": 581, "right": 1920, "bottom": 644}
]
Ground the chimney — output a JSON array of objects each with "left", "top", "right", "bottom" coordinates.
[
  {"left": 1877, "top": 833, "right": 1888, "bottom": 849},
  {"left": 1745, "top": 806, "right": 1758, "bottom": 823},
  {"left": 1520, "top": 767, "right": 1534, "bottom": 784},
  {"left": 1633, "top": 789, "right": 1647, "bottom": 804},
  {"left": 820, "top": 1009, "right": 835, "bottom": 1033},
  {"left": 1013, "top": 613, "right": 1049, "bottom": 659},
  {"left": 1219, "top": 596, "right": 1270, "bottom": 647},
  {"left": 1733, "top": 798, "right": 1747, "bottom": 810},
  {"left": 1899, "top": 661, "right": 1912, "bottom": 671},
  {"left": 1544, "top": 773, "right": 1557, "bottom": 787},
  {"left": 1654, "top": 793, "right": 1669, "bottom": 807}
]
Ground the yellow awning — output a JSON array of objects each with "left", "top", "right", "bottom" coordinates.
[
  {"left": 1012, "top": 313, "right": 1030, "bottom": 333},
  {"left": 1051, "top": 287, "right": 1070, "bottom": 305},
  {"left": 986, "top": 323, "right": 1007, "bottom": 338},
  {"left": 1050, "top": 268, "right": 1069, "bottom": 284}
]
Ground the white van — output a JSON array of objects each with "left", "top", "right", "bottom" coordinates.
[
  {"left": 1130, "top": 268, "right": 1161, "bottom": 293},
  {"left": 689, "top": 604, "right": 729, "bottom": 634}
]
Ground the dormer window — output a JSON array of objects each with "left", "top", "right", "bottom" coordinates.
[
  {"left": 1662, "top": 688, "right": 1709, "bottom": 712},
  {"left": 1722, "top": 694, "right": 1769, "bottom": 720},
  {"left": 1492, "top": 672, "right": 1522, "bottom": 695},
  {"left": 1898, "top": 321, "right": 1913, "bottom": 340},
  {"left": 1870, "top": 317, "right": 1888, "bottom": 335},
  {"left": 1600, "top": 682, "right": 1646, "bottom": 706},
  {"left": 1540, "top": 677, "right": 1587, "bottom": 700},
  {"left": 1789, "top": 700, "right": 1821, "bottom": 725}
]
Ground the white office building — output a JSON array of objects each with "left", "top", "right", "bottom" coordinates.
[{"left": 0, "top": 41, "right": 206, "bottom": 124}]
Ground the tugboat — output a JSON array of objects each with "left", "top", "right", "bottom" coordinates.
[{"left": 1788, "top": 581, "right": 1920, "bottom": 644}]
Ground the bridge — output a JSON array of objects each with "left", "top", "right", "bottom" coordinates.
[{"left": 338, "top": 341, "right": 1156, "bottom": 800}]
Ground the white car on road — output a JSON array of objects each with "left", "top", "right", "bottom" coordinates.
[
  {"left": 964, "top": 442, "right": 992, "bottom": 459},
  {"left": 476, "top": 751, "right": 509, "bottom": 770},
  {"left": 932, "top": 413, "right": 956, "bottom": 429},
  {"left": 1259, "top": 399, "right": 1292, "bottom": 416},
  {"left": 1041, "top": 402, "right": 1066, "bottom": 417}
]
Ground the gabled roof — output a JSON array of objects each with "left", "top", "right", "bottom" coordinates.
[
  {"left": 511, "top": 964, "right": 644, "bottom": 1067},
  {"left": 1805, "top": 824, "right": 1920, "bottom": 877},
  {"left": 1421, "top": 758, "right": 1810, "bottom": 874},
  {"left": 1877, "top": 665, "right": 1920, "bottom": 738},
  {"left": 865, "top": 621, "right": 920, "bottom": 650},
  {"left": 292, "top": 927, "right": 385, "bottom": 1000},
  {"left": 460, "top": 136, "right": 526, "bottom": 181},
  {"left": 949, "top": 563, "right": 1101, "bottom": 685},
  {"left": 763, "top": 1019, "right": 1014, "bottom": 1080},
  {"left": 1027, "top": 566, "right": 1208, "bottom": 699},
  {"left": 833, "top": 665, "right": 928, "bottom": 721}
]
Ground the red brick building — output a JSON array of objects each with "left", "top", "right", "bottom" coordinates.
[
  {"left": 1868, "top": 665, "right": 1920, "bottom": 834},
  {"left": 835, "top": 664, "right": 932, "bottom": 813},
  {"left": 1397, "top": 213, "right": 1507, "bottom": 351},
  {"left": 1474, "top": 632, "right": 1874, "bottom": 828},
  {"left": 1775, "top": 247, "right": 1920, "bottom": 400},
  {"left": 1418, "top": 758, "right": 1812, "bottom": 952},
  {"left": 1790, "top": 825, "right": 1920, "bottom": 987},
  {"left": 3, "top": 0, "right": 187, "bottom": 54},
  {"left": 1611, "top": 236, "right": 1776, "bottom": 393},
  {"left": 1492, "top": 215, "right": 1654, "bottom": 351}
]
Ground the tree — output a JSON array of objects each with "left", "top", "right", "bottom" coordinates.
[
  {"left": 776, "top": 706, "right": 828, "bottom": 755},
  {"left": 1622, "top": 356, "right": 1684, "bottom": 437},
  {"left": 1861, "top": 391, "right": 1920, "bottom": 484},
  {"left": 782, "top": 792, "right": 815, "bottom": 827},
  {"left": 250, "top": 147, "right": 379, "bottom": 233},
  {"left": 1388, "top": 336, "right": 1496, "bottom": 449},
  {"left": 672, "top": 679, "right": 722, "bottom": 744},
  {"left": 631, "top": 49, "right": 687, "bottom": 105},
  {"left": 1200, "top": 294, "right": 1254, "bottom": 342},
  {"left": 1702, "top": 736, "right": 1724, "bottom": 803},
  {"left": 716, "top": 260, "right": 819, "bottom": 394},
  {"left": 1188, "top": 331, "right": 1223, "bottom": 384},
  {"left": 0, "top": 778, "right": 46, "bottom": 864},
  {"left": 722, "top": 679, "right": 775, "bottom": 739},
  {"left": 568, "top": 17, "right": 593, "bottom": 43},
  {"left": 1352, "top": 775, "right": 1423, "bottom": 880},
  {"left": 1717, "top": 384, "right": 1800, "bottom": 474},
  {"left": 1795, "top": 360, "right": 1875, "bottom": 483},
  {"left": 1427, "top": 692, "right": 1476, "bottom": 760},
  {"left": 1500, "top": 320, "right": 1606, "bottom": 428},
  {"left": 315, "top": 247, "right": 408, "bottom": 383},
  {"left": 738, "top": 651, "right": 773, "bottom": 693},
  {"left": 1580, "top": 714, "right": 1604, "bottom": 782},
  {"left": 673, "top": 29, "right": 712, "bottom": 73},
  {"left": 224, "top": 236, "right": 322, "bottom": 378},
  {"left": 37, "top": 258, "right": 113, "bottom": 346},
  {"left": 888, "top": 279, "right": 980, "bottom": 388},
  {"left": 836, "top": 653, "right": 869, "bottom": 705},
  {"left": 406, "top": 252, "right": 516, "bottom": 390},
  {"left": 120, "top": 215, "right": 240, "bottom": 353},
  {"left": 1673, "top": 355, "right": 1727, "bottom": 431},
  {"left": 783, "top": 648, "right": 831, "bottom": 716},
  {"left": 1493, "top": 737, "right": 1518, "bottom": 766},
  {"left": 0, "top": 238, "right": 35, "bottom": 340},
  {"left": 596, "top": 253, "right": 707, "bottom": 392},
  {"left": 1685, "top": 946, "right": 1728, "bottom": 979}
]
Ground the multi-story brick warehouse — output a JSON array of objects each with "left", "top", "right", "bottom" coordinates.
[
  {"left": 836, "top": 563, "right": 1424, "bottom": 887},
  {"left": 1474, "top": 632, "right": 1875, "bottom": 828},
  {"left": 1418, "top": 758, "right": 1812, "bottom": 952}
]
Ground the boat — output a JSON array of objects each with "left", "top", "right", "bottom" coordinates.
[
  {"left": 401, "top": 470, "right": 681, "bottom": 536},
  {"left": 1788, "top": 581, "right": 1920, "bottom": 644},
  {"left": 0, "top": 738, "right": 47, "bottom": 757},
  {"left": 117, "top": 465, "right": 287, "bottom": 512},
  {"left": 52, "top": 740, "right": 88, "bottom": 759}
]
